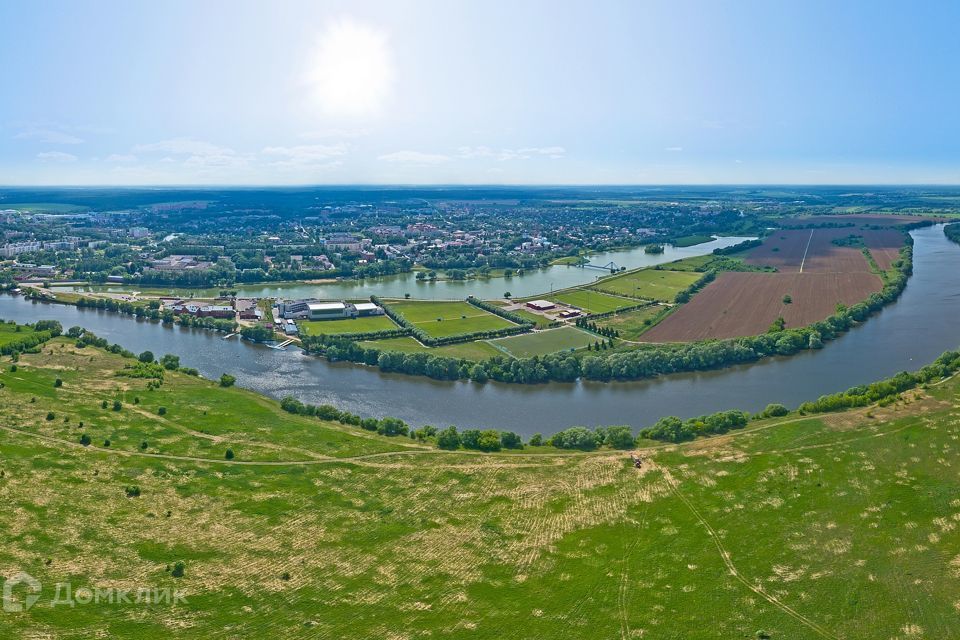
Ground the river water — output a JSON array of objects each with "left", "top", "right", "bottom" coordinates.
[
  {"left": 4, "top": 225, "right": 958, "bottom": 437},
  {"left": 54, "top": 236, "right": 751, "bottom": 300}
]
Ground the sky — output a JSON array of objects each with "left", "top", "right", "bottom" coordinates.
[{"left": 2, "top": 0, "right": 960, "bottom": 185}]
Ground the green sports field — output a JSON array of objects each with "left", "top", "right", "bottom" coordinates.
[
  {"left": 298, "top": 315, "right": 398, "bottom": 336},
  {"left": 541, "top": 289, "right": 635, "bottom": 314},
  {"left": 591, "top": 268, "right": 701, "bottom": 301},
  {"left": 387, "top": 300, "right": 515, "bottom": 337},
  {"left": 489, "top": 326, "right": 596, "bottom": 357},
  {"left": 359, "top": 336, "right": 503, "bottom": 360}
]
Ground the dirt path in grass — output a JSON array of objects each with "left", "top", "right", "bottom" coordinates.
[{"left": 655, "top": 459, "right": 840, "bottom": 639}]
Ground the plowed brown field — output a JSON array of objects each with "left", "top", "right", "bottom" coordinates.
[
  {"left": 643, "top": 271, "right": 884, "bottom": 342},
  {"left": 744, "top": 228, "right": 905, "bottom": 273}
]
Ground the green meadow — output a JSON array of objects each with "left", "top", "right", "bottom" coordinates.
[
  {"left": 0, "top": 339, "right": 960, "bottom": 638},
  {"left": 386, "top": 300, "right": 516, "bottom": 337},
  {"left": 591, "top": 268, "right": 701, "bottom": 301}
]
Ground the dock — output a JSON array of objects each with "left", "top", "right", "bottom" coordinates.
[{"left": 267, "top": 339, "right": 295, "bottom": 350}]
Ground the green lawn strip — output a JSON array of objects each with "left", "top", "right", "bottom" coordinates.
[
  {"left": 298, "top": 315, "right": 399, "bottom": 336},
  {"left": 489, "top": 326, "right": 597, "bottom": 357},
  {"left": 359, "top": 336, "right": 503, "bottom": 361}
]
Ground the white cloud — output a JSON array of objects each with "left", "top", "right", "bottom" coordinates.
[
  {"left": 15, "top": 128, "right": 84, "bottom": 144},
  {"left": 105, "top": 153, "right": 137, "bottom": 163},
  {"left": 664, "top": 146, "right": 683, "bottom": 152},
  {"left": 459, "top": 145, "right": 566, "bottom": 161},
  {"left": 133, "top": 138, "right": 249, "bottom": 172},
  {"left": 378, "top": 150, "right": 451, "bottom": 165},
  {"left": 305, "top": 19, "right": 394, "bottom": 118},
  {"left": 261, "top": 144, "right": 347, "bottom": 168},
  {"left": 36, "top": 151, "right": 78, "bottom": 162},
  {"left": 133, "top": 137, "right": 233, "bottom": 156}
]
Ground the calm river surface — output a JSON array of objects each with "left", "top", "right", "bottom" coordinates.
[
  {"left": 54, "top": 236, "right": 751, "bottom": 300},
  {"left": 5, "top": 225, "right": 958, "bottom": 437}
]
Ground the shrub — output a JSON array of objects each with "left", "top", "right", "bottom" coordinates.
[
  {"left": 79, "top": 433, "right": 91, "bottom": 446},
  {"left": 763, "top": 403, "right": 789, "bottom": 418},
  {"left": 125, "top": 485, "right": 141, "bottom": 498},
  {"left": 528, "top": 433, "right": 544, "bottom": 447},
  {"left": 53, "top": 378, "right": 62, "bottom": 388},
  {"left": 112, "top": 400, "right": 122, "bottom": 411},
  {"left": 158, "top": 406, "right": 167, "bottom": 416},
  {"left": 551, "top": 427, "right": 599, "bottom": 451},
  {"left": 138, "top": 351, "right": 155, "bottom": 364},
  {"left": 500, "top": 431, "right": 523, "bottom": 449},
  {"left": 219, "top": 373, "right": 236, "bottom": 388},
  {"left": 46, "top": 412, "right": 55, "bottom": 421},
  {"left": 436, "top": 426, "right": 460, "bottom": 450},
  {"left": 604, "top": 425, "right": 636, "bottom": 450},
  {"left": 170, "top": 561, "right": 185, "bottom": 578},
  {"left": 225, "top": 448, "right": 235, "bottom": 460}
]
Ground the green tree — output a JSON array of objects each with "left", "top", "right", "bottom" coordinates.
[
  {"left": 225, "top": 448, "right": 235, "bottom": 460},
  {"left": 138, "top": 350, "right": 155, "bottom": 363},
  {"left": 477, "top": 430, "right": 502, "bottom": 452},
  {"left": 528, "top": 433, "right": 544, "bottom": 447},
  {"left": 436, "top": 426, "right": 460, "bottom": 450},
  {"left": 219, "top": 373, "right": 236, "bottom": 387},
  {"left": 160, "top": 354, "right": 181, "bottom": 370},
  {"left": 604, "top": 425, "right": 636, "bottom": 450}
]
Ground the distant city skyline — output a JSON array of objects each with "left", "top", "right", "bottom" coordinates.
[{"left": 2, "top": 0, "right": 960, "bottom": 185}]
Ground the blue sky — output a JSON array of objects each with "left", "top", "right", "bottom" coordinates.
[{"left": 1, "top": 0, "right": 959, "bottom": 185}]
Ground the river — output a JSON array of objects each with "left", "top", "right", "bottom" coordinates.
[
  {"left": 52, "top": 236, "right": 751, "bottom": 300},
  {"left": 4, "top": 225, "right": 958, "bottom": 437}
]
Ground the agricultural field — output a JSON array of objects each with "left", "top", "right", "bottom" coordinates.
[
  {"left": 744, "top": 228, "right": 905, "bottom": 274},
  {"left": 386, "top": 300, "right": 516, "bottom": 337},
  {"left": 359, "top": 336, "right": 503, "bottom": 360},
  {"left": 776, "top": 213, "right": 940, "bottom": 228},
  {"left": 594, "top": 304, "right": 667, "bottom": 340},
  {"left": 297, "top": 315, "right": 398, "bottom": 336},
  {"left": 590, "top": 268, "right": 701, "bottom": 301},
  {"left": 488, "top": 326, "right": 596, "bottom": 357},
  {"left": 3, "top": 339, "right": 960, "bottom": 637},
  {"left": 642, "top": 271, "right": 883, "bottom": 341},
  {"left": 538, "top": 289, "right": 637, "bottom": 314}
]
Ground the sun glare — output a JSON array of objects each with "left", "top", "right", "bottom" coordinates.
[{"left": 305, "top": 18, "right": 394, "bottom": 119}]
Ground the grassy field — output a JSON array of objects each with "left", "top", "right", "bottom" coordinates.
[
  {"left": 0, "top": 321, "right": 36, "bottom": 346},
  {"left": 359, "top": 336, "right": 503, "bottom": 360},
  {"left": 670, "top": 234, "right": 714, "bottom": 247},
  {"left": 540, "top": 289, "right": 635, "bottom": 314},
  {"left": 510, "top": 308, "right": 555, "bottom": 329},
  {"left": 1, "top": 340, "right": 960, "bottom": 636},
  {"left": 298, "top": 315, "right": 398, "bottom": 336},
  {"left": 386, "top": 300, "right": 515, "bottom": 337},
  {"left": 591, "top": 268, "right": 701, "bottom": 301},
  {"left": 595, "top": 305, "right": 667, "bottom": 340},
  {"left": 488, "top": 326, "right": 596, "bottom": 357}
]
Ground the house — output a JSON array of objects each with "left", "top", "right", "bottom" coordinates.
[{"left": 234, "top": 299, "right": 261, "bottom": 320}]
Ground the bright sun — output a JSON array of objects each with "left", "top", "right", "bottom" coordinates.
[{"left": 305, "top": 18, "right": 394, "bottom": 119}]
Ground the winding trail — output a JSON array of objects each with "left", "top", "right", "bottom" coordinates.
[{"left": 657, "top": 461, "right": 839, "bottom": 639}]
